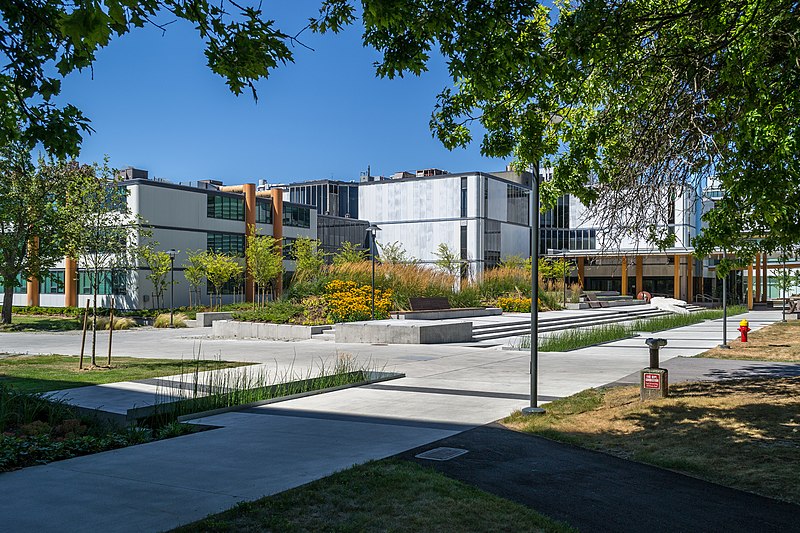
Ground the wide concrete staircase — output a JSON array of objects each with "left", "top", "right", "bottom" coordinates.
[{"left": 471, "top": 306, "right": 673, "bottom": 342}]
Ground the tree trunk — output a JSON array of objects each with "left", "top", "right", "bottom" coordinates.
[
  {"left": 91, "top": 269, "right": 98, "bottom": 367},
  {"left": 1, "top": 284, "right": 14, "bottom": 324}
]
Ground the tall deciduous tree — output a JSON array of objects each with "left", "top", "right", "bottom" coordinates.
[
  {"left": 0, "top": 140, "right": 84, "bottom": 324},
  {"left": 183, "top": 250, "right": 207, "bottom": 308},
  {"left": 66, "top": 159, "right": 144, "bottom": 366},
  {"left": 291, "top": 237, "right": 326, "bottom": 283},
  {"left": 201, "top": 251, "right": 243, "bottom": 309}
]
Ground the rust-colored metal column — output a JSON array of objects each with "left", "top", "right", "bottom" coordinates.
[
  {"left": 26, "top": 238, "right": 40, "bottom": 307},
  {"left": 687, "top": 254, "right": 694, "bottom": 303},
  {"left": 64, "top": 257, "right": 78, "bottom": 307},
  {"left": 762, "top": 253, "right": 768, "bottom": 302},
  {"left": 755, "top": 253, "right": 761, "bottom": 303},
  {"left": 635, "top": 255, "right": 643, "bottom": 295},
  {"left": 673, "top": 254, "right": 681, "bottom": 299},
  {"left": 577, "top": 256, "right": 585, "bottom": 288},
  {"left": 272, "top": 188, "right": 284, "bottom": 298},
  {"left": 621, "top": 256, "right": 628, "bottom": 296},
  {"left": 747, "top": 262, "right": 754, "bottom": 310},
  {"left": 243, "top": 183, "right": 256, "bottom": 303}
]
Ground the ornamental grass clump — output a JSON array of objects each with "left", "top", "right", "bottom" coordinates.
[
  {"left": 328, "top": 262, "right": 454, "bottom": 310},
  {"left": 94, "top": 316, "right": 136, "bottom": 330},
  {"left": 153, "top": 313, "right": 188, "bottom": 328},
  {"left": 324, "top": 280, "right": 393, "bottom": 322}
]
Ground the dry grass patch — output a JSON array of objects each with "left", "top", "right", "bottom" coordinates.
[
  {"left": 702, "top": 320, "right": 800, "bottom": 362},
  {"left": 505, "top": 377, "right": 800, "bottom": 505},
  {"left": 175, "top": 460, "right": 574, "bottom": 532}
]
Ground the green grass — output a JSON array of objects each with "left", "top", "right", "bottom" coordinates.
[
  {"left": 0, "top": 355, "right": 252, "bottom": 393},
  {"left": 634, "top": 305, "right": 747, "bottom": 332},
  {"left": 174, "top": 459, "right": 574, "bottom": 533},
  {"left": 515, "top": 305, "right": 748, "bottom": 352},
  {"left": 1, "top": 315, "right": 83, "bottom": 332},
  {"left": 231, "top": 301, "right": 304, "bottom": 324}
]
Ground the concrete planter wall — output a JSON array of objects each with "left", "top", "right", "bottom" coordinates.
[
  {"left": 336, "top": 319, "right": 472, "bottom": 344},
  {"left": 212, "top": 320, "right": 330, "bottom": 341},
  {"left": 195, "top": 312, "right": 234, "bottom": 327}
]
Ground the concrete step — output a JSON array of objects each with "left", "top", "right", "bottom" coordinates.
[{"left": 471, "top": 309, "right": 673, "bottom": 342}]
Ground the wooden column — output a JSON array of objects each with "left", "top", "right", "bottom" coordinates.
[
  {"left": 272, "top": 188, "right": 284, "bottom": 297},
  {"left": 762, "top": 253, "right": 768, "bottom": 302},
  {"left": 64, "top": 257, "right": 77, "bottom": 307},
  {"left": 635, "top": 256, "right": 643, "bottom": 295},
  {"left": 747, "top": 262, "right": 754, "bottom": 310},
  {"left": 673, "top": 254, "right": 681, "bottom": 299},
  {"left": 755, "top": 253, "right": 761, "bottom": 303},
  {"left": 621, "top": 256, "right": 628, "bottom": 296},
  {"left": 243, "top": 183, "right": 256, "bottom": 303},
  {"left": 686, "top": 254, "right": 694, "bottom": 303},
  {"left": 26, "top": 237, "right": 40, "bottom": 307},
  {"left": 577, "top": 256, "right": 585, "bottom": 288}
]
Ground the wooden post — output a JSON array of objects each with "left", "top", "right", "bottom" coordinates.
[
  {"left": 747, "top": 262, "right": 754, "bottom": 310},
  {"left": 621, "top": 256, "right": 628, "bottom": 296},
  {"left": 755, "top": 253, "right": 761, "bottom": 303},
  {"left": 243, "top": 183, "right": 256, "bottom": 303},
  {"left": 107, "top": 299, "right": 114, "bottom": 366},
  {"left": 635, "top": 256, "right": 643, "bottom": 295},
  {"left": 673, "top": 255, "right": 681, "bottom": 299},
  {"left": 687, "top": 254, "right": 694, "bottom": 303},
  {"left": 79, "top": 300, "right": 90, "bottom": 370}
]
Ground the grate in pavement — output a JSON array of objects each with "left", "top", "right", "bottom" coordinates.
[{"left": 415, "top": 447, "right": 468, "bottom": 461}]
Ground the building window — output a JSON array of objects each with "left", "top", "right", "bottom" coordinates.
[
  {"left": 283, "top": 204, "right": 311, "bottom": 228},
  {"left": 207, "top": 194, "right": 245, "bottom": 221},
  {"left": 41, "top": 271, "right": 65, "bottom": 294},
  {"left": 461, "top": 177, "right": 468, "bottom": 218},
  {"left": 0, "top": 273, "right": 28, "bottom": 294},
  {"left": 507, "top": 184, "right": 530, "bottom": 225},
  {"left": 256, "top": 199, "right": 273, "bottom": 224},
  {"left": 79, "top": 270, "right": 126, "bottom": 295},
  {"left": 484, "top": 219, "right": 501, "bottom": 269},
  {"left": 207, "top": 232, "right": 245, "bottom": 256}
]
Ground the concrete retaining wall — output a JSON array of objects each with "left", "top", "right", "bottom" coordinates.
[
  {"left": 212, "top": 320, "right": 330, "bottom": 340},
  {"left": 336, "top": 319, "right": 472, "bottom": 344},
  {"left": 195, "top": 312, "right": 234, "bottom": 327}
]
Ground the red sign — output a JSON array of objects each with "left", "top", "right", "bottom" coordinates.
[{"left": 644, "top": 373, "right": 661, "bottom": 389}]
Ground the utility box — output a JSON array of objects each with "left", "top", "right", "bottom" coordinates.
[{"left": 641, "top": 338, "right": 669, "bottom": 400}]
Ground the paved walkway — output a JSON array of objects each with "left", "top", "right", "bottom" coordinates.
[
  {"left": 0, "top": 310, "right": 794, "bottom": 532},
  {"left": 401, "top": 424, "right": 800, "bottom": 533}
]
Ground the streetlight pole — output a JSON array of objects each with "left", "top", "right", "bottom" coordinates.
[
  {"left": 720, "top": 249, "right": 729, "bottom": 349},
  {"left": 523, "top": 162, "right": 545, "bottom": 415},
  {"left": 367, "top": 224, "right": 381, "bottom": 320},
  {"left": 563, "top": 249, "right": 567, "bottom": 306},
  {"left": 782, "top": 251, "right": 787, "bottom": 322},
  {"left": 166, "top": 249, "right": 177, "bottom": 328}
]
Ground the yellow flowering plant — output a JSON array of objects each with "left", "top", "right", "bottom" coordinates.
[{"left": 324, "top": 280, "right": 393, "bottom": 322}]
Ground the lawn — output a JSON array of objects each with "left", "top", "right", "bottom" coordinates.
[
  {"left": 0, "top": 315, "right": 83, "bottom": 332},
  {"left": 175, "top": 459, "right": 574, "bottom": 533},
  {"left": 0, "top": 355, "right": 252, "bottom": 393},
  {"left": 701, "top": 319, "right": 800, "bottom": 362},
  {"left": 504, "top": 377, "right": 800, "bottom": 505}
]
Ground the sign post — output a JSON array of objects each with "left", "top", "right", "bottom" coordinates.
[{"left": 641, "top": 338, "right": 669, "bottom": 401}]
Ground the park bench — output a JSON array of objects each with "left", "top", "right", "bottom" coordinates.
[
  {"left": 583, "top": 292, "right": 609, "bottom": 309},
  {"left": 788, "top": 296, "right": 800, "bottom": 315},
  {"left": 408, "top": 297, "right": 452, "bottom": 311}
]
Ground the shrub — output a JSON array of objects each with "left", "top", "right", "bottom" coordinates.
[
  {"left": 448, "top": 285, "right": 482, "bottom": 308},
  {"left": 231, "top": 301, "right": 303, "bottom": 324},
  {"left": 300, "top": 296, "right": 328, "bottom": 325},
  {"left": 497, "top": 296, "right": 533, "bottom": 313},
  {"left": 477, "top": 267, "right": 532, "bottom": 299},
  {"left": 153, "top": 313, "right": 188, "bottom": 328},
  {"left": 324, "top": 280, "right": 393, "bottom": 322},
  {"left": 94, "top": 316, "right": 137, "bottom": 330}
]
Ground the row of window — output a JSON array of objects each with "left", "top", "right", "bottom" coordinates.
[
  {"left": 0, "top": 271, "right": 126, "bottom": 295},
  {"left": 207, "top": 232, "right": 245, "bottom": 256},
  {"left": 207, "top": 194, "right": 245, "bottom": 221}
]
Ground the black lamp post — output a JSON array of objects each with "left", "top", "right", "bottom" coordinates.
[
  {"left": 523, "top": 162, "right": 545, "bottom": 415},
  {"left": 719, "top": 249, "right": 730, "bottom": 349},
  {"left": 166, "top": 249, "right": 177, "bottom": 327},
  {"left": 367, "top": 224, "right": 381, "bottom": 320}
]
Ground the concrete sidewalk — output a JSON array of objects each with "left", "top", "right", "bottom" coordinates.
[{"left": 0, "top": 310, "right": 791, "bottom": 532}]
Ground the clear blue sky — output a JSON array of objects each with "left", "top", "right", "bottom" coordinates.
[{"left": 56, "top": 3, "right": 507, "bottom": 185}]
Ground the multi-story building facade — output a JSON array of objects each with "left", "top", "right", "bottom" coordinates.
[{"left": 0, "top": 170, "right": 318, "bottom": 310}]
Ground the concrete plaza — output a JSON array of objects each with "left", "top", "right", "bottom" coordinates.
[{"left": 0, "top": 310, "right": 794, "bottom": 532}]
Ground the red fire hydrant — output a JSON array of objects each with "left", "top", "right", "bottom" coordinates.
[{"left": 738, "top": 319, "right": 751, "bottom": 342}]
